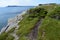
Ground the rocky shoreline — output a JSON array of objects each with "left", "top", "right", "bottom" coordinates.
[{"left": 0, "top": 11, "right": 26, "bottom": 34}]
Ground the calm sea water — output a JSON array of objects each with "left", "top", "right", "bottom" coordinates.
[{"left": 0, "top": 6, "right": 34, "bottom": 30}]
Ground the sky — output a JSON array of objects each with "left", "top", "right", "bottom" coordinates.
[{"left": 0, "top": 0, "right": 59, "bottom": 7}]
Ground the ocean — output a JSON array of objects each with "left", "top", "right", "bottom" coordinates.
[{"left": 0, "top": 6, "right": 34, "bottom": 30}]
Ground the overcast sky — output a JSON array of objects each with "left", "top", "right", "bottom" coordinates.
[{"left": 0, "top": 0, "right": 59, "bottom": 7}]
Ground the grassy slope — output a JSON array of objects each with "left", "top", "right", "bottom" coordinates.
[
  {"left": 38, "top": 17, "right": 60, "bottom": 40},
  {"left": 17, "top": 7, "right": 47, "bottom": 40},
  {"left": 17, "top": 16, "right": 39, "bottom": 40},
  {"left": 38, "top": 6, "right": 60, "bottom": 40},
  {"left": 0, "top": 4, "right": 60, "bottom": 40}
]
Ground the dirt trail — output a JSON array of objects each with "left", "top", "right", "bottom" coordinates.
[{"left": 29, "top": 18, "right": 43, "bottom": 40}]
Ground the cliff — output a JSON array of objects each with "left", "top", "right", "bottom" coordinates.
[
  {"left": 0, "top": 4, "right": 60, "bottom": 40},
  {"left": 0, "top": 11, "right": 26, "bottom": 34}
]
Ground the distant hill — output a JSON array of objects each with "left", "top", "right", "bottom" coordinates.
[
  {"left": 7, "top": 6, "right": 35, "bottom": 7},
  {"left": 7, "top": 6, "right": 21, "bottom": 7}
]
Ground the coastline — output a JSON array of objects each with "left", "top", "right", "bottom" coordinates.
[{"left": 0, "top": 11, "right": 26, "bottom": 34}]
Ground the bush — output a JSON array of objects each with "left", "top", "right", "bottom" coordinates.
[{"left": 48, "top": 6, "right": 60, "bottom": 20}]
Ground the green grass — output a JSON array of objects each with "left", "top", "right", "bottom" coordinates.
[
  {"left": 18, "top": 36, "right": 28, "bottom": 40},
  {"left": 17, "top": 16, "right": 39, "bottom": 36},
  {"left": 38, "top": 17, "right": 60, "bottom": 40},
  {"left": 0, "top": 28, "right": 15, "bottom": 40},
  {"left": 38, "top": 6, "right": 60, "bottom": 40},
  {"left": 6, "top": 35, "right": 14, "bottom": 40},
  {"left": 0, "top": 33, "right": 8, "bottom": 40}
]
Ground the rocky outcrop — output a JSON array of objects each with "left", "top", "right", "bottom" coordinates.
[{"left": 0, "top": 11, "right": 26, "bottom": 34}]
